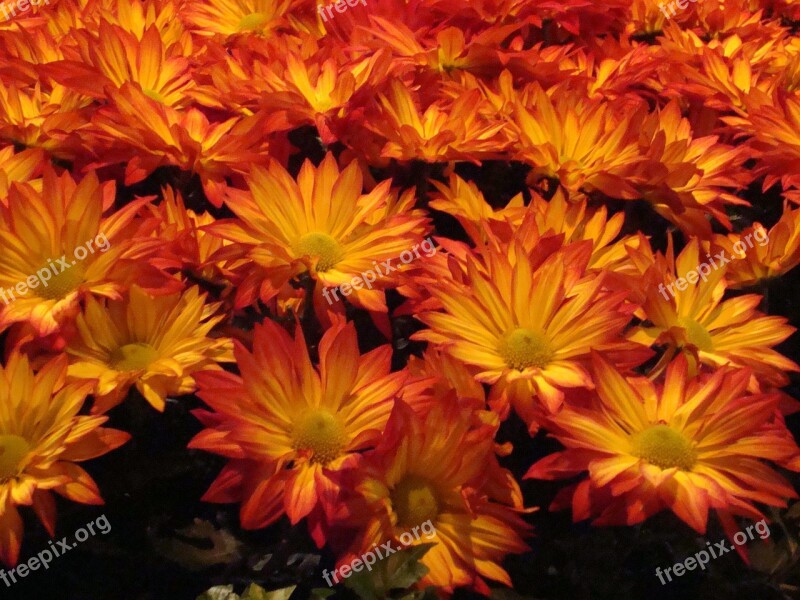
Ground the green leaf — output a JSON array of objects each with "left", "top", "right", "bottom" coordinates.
[
  {"left": 241, "top": 584, "right": 296, "bottom": 600},
  {"left": 309, "top": 588, "right": 335, "bottom": 600},
  {"left": 344, "top": 543, "right": 434, "bottom": 600},
  {"left": 197, "top": 584, "right": 296, "bottom": 600}
]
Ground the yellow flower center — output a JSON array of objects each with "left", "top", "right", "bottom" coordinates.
[
  {"left": 111, "top": 343, "right": 159, "bottom": 372},
  {"left": 0, "top": 434, "right": 30, "bottom": 480},
  {"left": 292, "top": 409, "right": 346, "bottom": 465},
  {"left": 498, "top": 328, "right": 554, "bottom": 370},
  {"left": 630, "top": 424, "right": 697, "bottom": 471},
  {"left": 294, "top": 232, "right": 343, "bottom": 272},
  {"left": 36, "top": 263, "right": 85, "bottom": 300},
  {"left": 237, "top": 12, "right": 269, "bottom": 31},
  {"left": 678, "top": 317, "right": 714, "bottom": 352},
  {"left": 143, "top": 88, "right": 166, "bottom": 103},
  {"left": 391, "top": 475, "right": 440, "bottom": 528}
]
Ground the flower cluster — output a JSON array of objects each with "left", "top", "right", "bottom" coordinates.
[{"left": 1, "top": 0, "right": 800, "bottom": 596}]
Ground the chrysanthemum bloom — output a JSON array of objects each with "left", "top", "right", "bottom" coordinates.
[
  {"left": 634, "top": 100, "right": 751, "bottom": 236},
  {"left": 631, "top": 239, "right": 798, "bottom": 388},
  {"left": 0, "top": 352, "right": 130, "bottom": 566},
  {"left": 671, "top": 43, "right": 773, "bottom": 116},
  {"left": 367, "top": 80, "right": 511, "bottom": 162},
  {"left": 527, "top": 353, "right": 800, "bottom": 532},
  {"left": 207, "top": 153, "right": 427, "bottom": 315},
  {"left": 358, "top": 19, "right": 503, "bottom": 77},
  {"left": 181, "top": 0, "right": 292, "bottom": 37},
  {"left": 91, "top": 84, "right": 277, "bottom": 206},
  {"left": 627, "top": 0, "right": 669, "bottom": 35},
  {"left": 147, "top": 186, "right": 241, "bottom": 290},
  {"left": 512, "top": 83, "right": 645, "bottom": 198},
  {"left": 0, "top": 80, "right": 91, "bottom": 161},
  {"left": 341, "top": 401, "right": 530, "bottom": 594},
  {"left": 258, "top": 51, "right": 391, "bottom": 144},
  {"left": 190, "top": 318, "right": 406, "bottom": 544},
  {"left": 430, "top": 176, "right": 639, "bottom": 273},
  {"left": 0, "top": 169, "right": 159, "bottom": 337},
  {"left": 725, "top": 90, "right": 800, "bottom": 196},
  {"left": 414, "top": 238, "right": 649, "bottom": 427},
  {"left": 65, "top": 286, "right": 233, "bottom": 414},
  {"left": 708, "top": 210, "right": 800, "bottom": 288},
  {"left": 42, "top": 22, "right": 195, "bottom": 107}
]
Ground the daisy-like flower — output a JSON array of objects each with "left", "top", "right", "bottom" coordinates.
[
  {"left": 367, "top": 79, "right": 511, "bottom": 162},
  {"left": 66, "top": 286, "right": 234, "bottom": 414},
  {"left": 512, "top": 83, "right": 645, "bottom": 199},
  {"left": 634, "top": 100, "right": 751, "bottom": 236},
  {"left": 414, "top": 238, "right": 648, "bottom": 428},
  {"left": 189, "top": 318, "right": 406, "bottom": 544},
  {"left": 709, "top": 211, "right": 800, "bottom": 288},
  {"left": 42, "top": 22, "right": 195, "bottom": 107},
  {"left": 259, "top": 51, "right": 391, "bottom": 144},
  {"left": 0, "top": 80, "right": 91, "bottom": 161},
  {"left": 526, "top": 353, "right": 800, "bottom": 532},
  {"left": 631, "top": 239, "right": 798, "bottom": 388},
  {"left": 147, "top": 186, "right": 240, "bottom": 289},
  {"left": 0, "top": 352, "right": 130, "bottom": 566},
  {"left": 430, "top": 176, "right": 639, "bottom": 273},
  {"left": 181, "top": 0, "right": 292, "bottom": 37},
  {"left": 341, "top": 400, "right": 530, "bottom": 593},
  {"left": 0, "top": 168, "right": 158, "bottom": 337},
  {"left": 207, "top": 153, "right": 427, "bottom": 314},
  {"left": 91, "top": 84, "right": 275, "bottom": 206}
]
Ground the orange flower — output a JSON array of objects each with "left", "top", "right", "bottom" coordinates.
[
  {"left": 42, "top": 22, "right": 195, "bottom": 107},
  {"left": 181, "top": 0, "right": 292, "bottom": 37},
  {"left": 368, "top": 79, "right": 510, "bottom": 162},
  {"left": 91, "top": 84, "right": 276, "bottom": 206},
  {"left": 147, "top": 186, "right": 241, "bottom": 289},
  {"left": 430, "top": 175, "right": 639, "bottom": 273},
  {"left": 630, "top": 239, "right": 798, "bottom": 388},
  {"left": 207, "top": 153, "right": 427, "bottom": 315},
  {"left": 0, "top": 168, "right": 158, "bottom": 337},
  {"left": 414, "top": 237, "right": 649, "bottom": 427},
  {"left": 258, "top": 51, "right": 391, "bottom": 144},
  {"left": 0, "top": 352, "right": 129, "bottom": 566},
  {"left": 190, "top": 318, "right": 406, "bottom": 544},
  {"left": 0, "top": 81, "right": 91, "bottom": 161},
  {"left": 66, "top": 286, "right": 234, "bottom": 413},
  {"left": 634, "top": 100, "right": 751, "bottom": 236},
  {"left": 512, "top": 83, "right": 645, "bottom": 198},
  {"left": 341, "top": 400, "right": 530, "bottom": 593},
  {"left": 527, "top": 353, "right": 800, "bottom": 532},
  {"left": 711, "top": 209, "right": 800, "bottom": 287}
]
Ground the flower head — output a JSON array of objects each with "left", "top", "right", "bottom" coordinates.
[
  {"left": 190, "top": 318, "right": 406, "bottom": 544},
  {"left": 66, "top": 286, "right": 233, "bottom": 413},
  {"left": 527, "top": 353, "right": 800, "bottom": 532},
  {"left": 0, "top": 352, "right": 129, "bottom": 566},
  {"left": 341, "top": 401, "right": 530, "bottom": 593}
]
